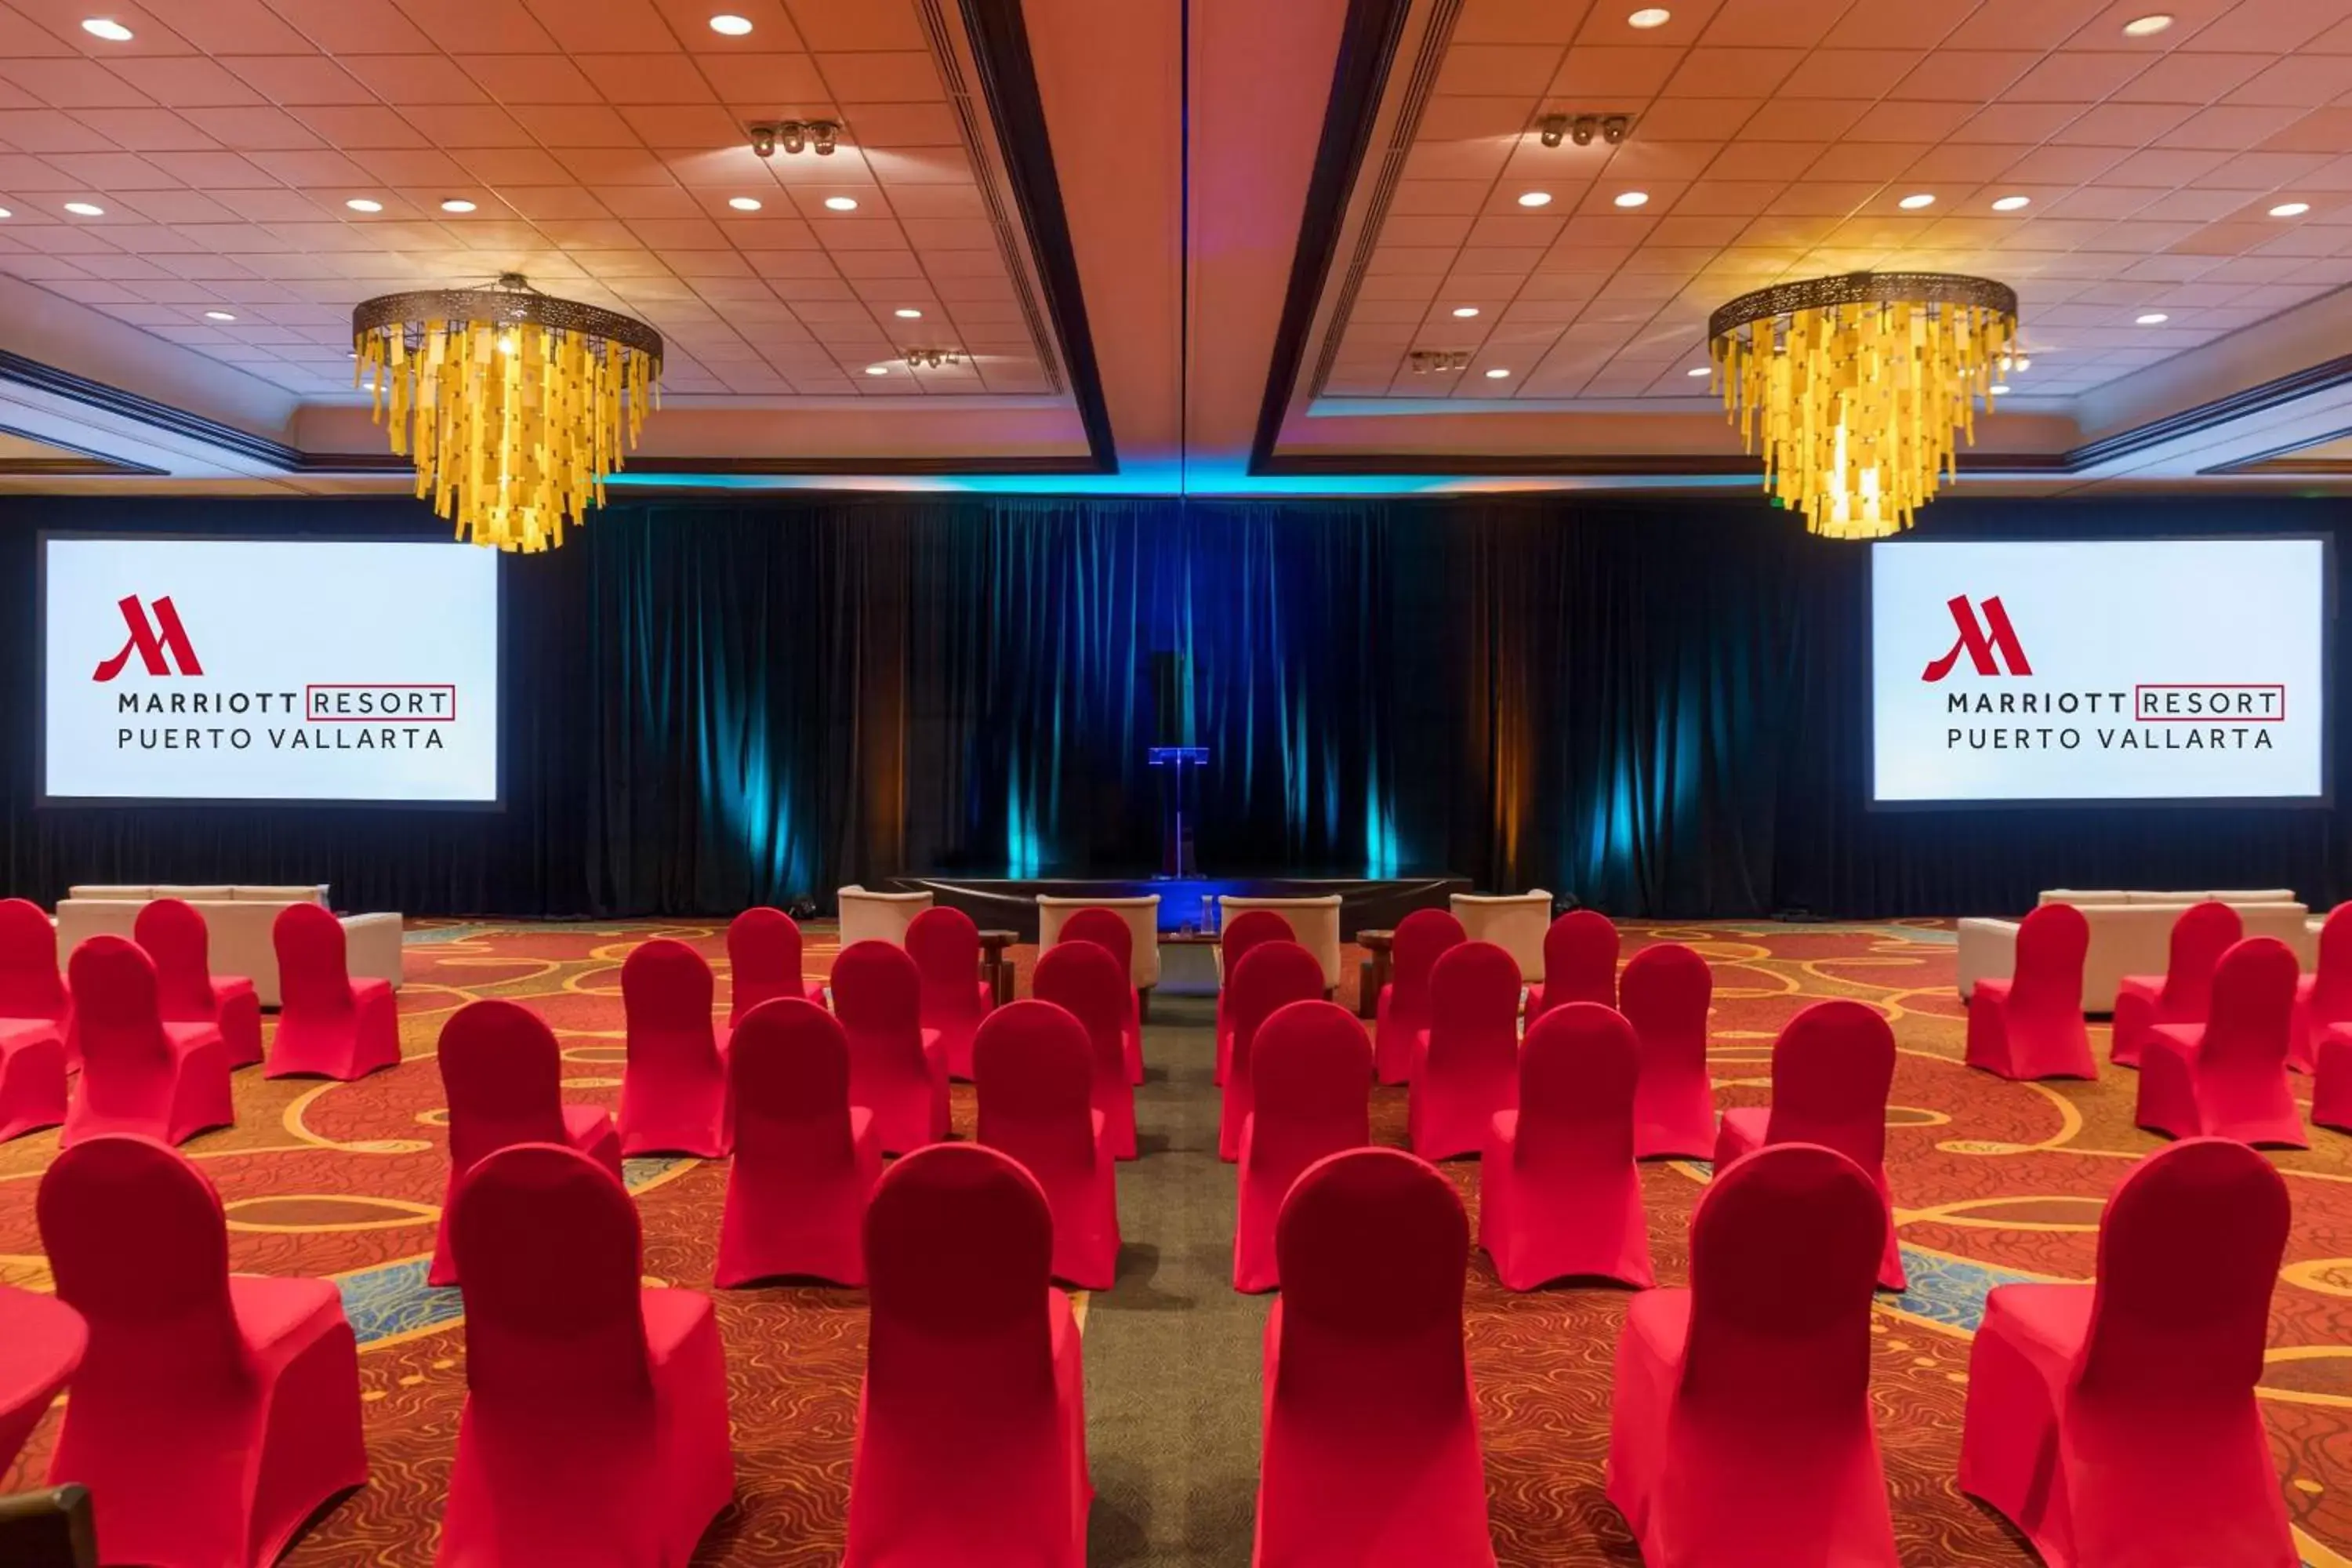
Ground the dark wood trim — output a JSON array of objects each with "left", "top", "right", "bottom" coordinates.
[
  {"left": 0, "top": 350, "right": 305, "bottom": 469},
  {"left": 0, "top": 423, "right": 165, "bottom": 476},
  {"left": 1254, "top": 449, "right": 2080, "bottom": 477},
  {"left": 616, "top": 452, "right": 1110, "bottom": 477},
  {"left": 2068, "top": 354, "right": 2352, "bottom": 470},
  {"left": 956, "top": 0, "right": 1118, "bottom": 474},
  {"left": 1247, "top": 0, "right": 1417, "bottom": 476},
  {"left": 2199, "top": 422, "right": 2352, "bottom": 477}
]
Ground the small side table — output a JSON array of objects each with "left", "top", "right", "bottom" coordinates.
[
  {"left": 977, "top": 929, "right": 1018, "bottom": 1005},
  {"left": 1156, "top": 930, "right": 1223, "bottom": 997},
  {"left": 1356, "top": 928, "right": 1393, "bottom": 1021}
]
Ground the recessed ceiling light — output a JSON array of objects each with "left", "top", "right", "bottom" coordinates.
[
  {"left": 1451, "top": 306, "right": 1480, "bottom": 318},
  {"left": 439, "top": 198, "right": 477, "bottom": 213},
  {"left": 894, "top": 307, "right": 924, "bottom": 318},
  {"left": 708, "top": 13, "right": 753, "bottom": 34},
  {"left": 823, "top": 195, "right": 859, "bottom": 212},
  {"left": 1898, "top": 193, "right": 1936, "bottom": 210},
  {"left": 2270, "top": 201, "right": 2310, "bottom": 217},
  {"left": 345, "top": 198, "right": 383, "bottom": 212},
  {"left": 203, "top": 310, "right": 236, "bottom": 321},
  {"left": 80, "top": 17, "right": 132, "bottom": 41},
  {"left": 865, "top": 364, "right": 891, "bottom": 376},
  {"left": 1990, "top": 383, "right": 2012, "bottom": 395},
  {"left": 63, "top": 201, "right": 103, "bottom": 216},
  {"left": 1628, "top": 7, "right": 1671, "bottom": 27},
  {"left": 2121, "top": 13, "right": 2175, "bottom": 36},
  {"left": 1991, "top": 194, "right": 2031, "bottom": 212},
  {"left": 728, "top": 196, "right": 762, "bottom": 211},
  {"left": 1515, "top": 191, "right": 1552, "bottom": 208},
  {"left": 0, "top": 208, "right": 13, "bottom": 220},
  {"left": 1613, "top": 191, "right": 1650, "bottom": 208},
  {"left": 1484, "top": 367, "right": 1511, "bottom": 379},
  {"left": 2136, "top": 311, "right": 2169, "bottom": 325},
  {"left": 1686, "top": 366, "right": 1710, "bottom": 377}
]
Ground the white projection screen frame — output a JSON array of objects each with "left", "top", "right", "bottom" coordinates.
[
  {"left": 38, "top": 533, "right": 504, "bottom": 808},
  {"left": 1868, "top": 536, "right": 2332, "bottom": 810}
]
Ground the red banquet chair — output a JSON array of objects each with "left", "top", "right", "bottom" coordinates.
[
  {"left": 975, "top": 1000, "right": 1121, "bottom": 1290},
  {"left": 0, "top": 1285, "right": 85, "bottom": 1472},
  {"left": 1374, "top": 908, "right": 1464, "bottom": 1086},
  {"left": 726, "top": 906, "right": 828, "bottom": 1023},
  {"left": 1618, "top": 942, "right": 1717, "bottom": 1160},
  {"left": 1255, "top": 1147, "right": 1494, "bottom": 1567},
  {"left": 1479, "top": 1002, "right": 1653, "bottom": 1290},
  {"left": 831, "top": 939, "right": 951, "bottom": 1154},
  {"left": 63, "top": 935, "right": 234, "bottom": 1148},
  {"left": 845, "top": 1144, "right": 1091, "bottom": 1568},
  {"left": 1524, "top": 909, "right": 1618, "bottom": 1024},
  {"left": 0, "top": 1014, "right": 66, "bottom": 1145},
  {"left": 2316, "top": 1022, "right": 2352, "bottom": 1132},
  {"left": 717, "top": 999, "right": 882, "bottom": 1287},
  {"left": 0, "top": 896, "right": 71, "bottom": 1035},
  {"left": 2292, "top": 900, "right": 2352, "bottom": 1073},
  {"left": 430, "top": 998, "right": 622, "bottom": 1287},
  {"left": 1220, "top": 942, "right": 1330, "bottom": 1163},
  {"left": 1606, "top": 1142, "right": 1897, "bottom": 1568},
  {"left": 1234, "top": 1000, "right": 1372, "bottom": 1294},
  {"left": 1058, "top": 906, "right": 1145, "bottom": 1083},
  {"left": 136, "top": 896, "right": 265, "bottom": 1069},
  {"left": 1407, "top": 940, "right": 1523, "bottom": 1162},
  {"left": 2136, "top": 935, "right": 2307, "bottom": 1148},
  {"left": 1713, "top": 999, "right": 1904, "bottom": 1291},
  {"left": 0, "top": 898, "right": 74, "bottom": 1123},
  {"left": 1032, "top": 940, "right": 1141, "bottom": 1160},
  {"left": 38, "top": 1134, "right": 368, "bottom": 1568},
  {"left": 1960, "top": 1137, "right": 2296, "bottom": 1568},
  {"left": 269, "top": 902, "right": 401, "bottom": 1080},
  {"left": 439, "top": 1142, "right": 734, "bottom": 1568},
  {"left": 2111, "top": 900, "right": 2241, "bottom": 1069},
  {"left": 1215, "top": 909, "right": 1294, "bottom": 1084},
  {"left": 1966, "top": 901, "right": 2096, "bottom": 1082},
  {"left": 617, "top": 938, "right": 732, "bottom": 1158},
  {"left": 906, "top": 905, "right": 996, "bottom": 1081}
]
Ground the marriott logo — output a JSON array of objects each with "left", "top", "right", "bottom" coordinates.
[
  {"left": 92, "top": 595, "right": 204, "bottom": 681},
  {"left": 1921, "top": 594, "right": 2032, "bottom": 682}
]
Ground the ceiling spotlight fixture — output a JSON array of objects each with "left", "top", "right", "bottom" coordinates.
[
  {"left": 2270, "top": 201, "right": 2310, "bottom": 217},
  {"left": 810, "top": 120, "right": 838, "bottom": 155},
  {"left": 823, "top": 195, "right": 859, "bottom": 212},
  {"left": 1686, "top": 365, "right": 1711, "bottom": 377},
  {"left": 728, "top": 196, "right": 762, "bottom": 211},
  {"left": 1484, "top": 368, "right": 1512, "bottom": 379},
  {"left": 1708, "top": 269, "right": 2019, "bottom": 538},
  {"left": 1538, "top": 112, "right": 1633, "bottom": 148},
  {"left": 1991, "top": 194, "right": 2031, "bottom": 212},
  {"left": 894, "top": 307, "right": 924, "bottom": 319},
  {"left": 80, "top": 17, "right": 132, "bottom": 40},
  {"left": 901, "top": 348, "right": 964, "bottom": 369},
  {"left": 2136, "top": 311, "right": 2169, "bottom": 325},
  {"left": 204, "top": 310, "right": 236, "bottom": 321},
  {"left": 708, "top": 13, "right": 753, "bottom": 34},
  {"left": 439, "top": 198, "right": 477, "bottom": 213},
  {"left": 1516, "top": 191, "right": 1553, "bottom": 208},
  {"left": 2121, "top": 13, "right": 2175, "bottom": 36},
  {"left": 865, "top": 364, "right": 891, "bottom": 376},
  {"left": 1613, "top": 191, "right": 1650, "bottom": 208},
  {"left": 1898, "top": 193, "right": 1936, "bottom": 209},
  {"left": 1451, "top": 306, "right": 1480, "bottom": 318},
  {"left": 346, "top": 198, "right": 383, "bottom": 212},
  {"left": 1407, "top": 350, "right": 1472, "bottom": 374},
  {"left": 63, "top": 201, "right": 103, "bottom": 216},
  {"left": 1628, "top": 7, "right": 1671, "bottom": 26},
  {"left": 747, "top": 118, "right": 840, "bottom": 158}
]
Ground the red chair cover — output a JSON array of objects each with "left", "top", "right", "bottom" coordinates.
[
  {"left": 64, "top": 935, "right": 233, "bottom": 1148},
  {"left": 1617, "top": 942, "right": 1717, "bottom": 1160},
  {"left": 269, "top": 902, "right": 401, "bottom": 1081},
  {"left": 975, "top": 1000, "right": 1122, "bottom": 1289},
  {"left": 2111, "top": 900, "right": 2241, "bottom": 1068},
  {"left": 1059, "top": 907, "right": 1145, "bottom": 1083},
  {"left": 1220, "top": 942, "right": 1329, "bottom": 1162},
  {"left": 727, "top": 906, "right": 827, "bottom": 1024},
  {"left": 1967, "top": 902, "right": 2096, "bottom": 1081},
  {"left": 0, "top": 896, "right": 71, "bottom": 1029},
  {"left": 1215, "top": 910, "right": 1294, "bottom": 1084},
  {"left": 831, "top": 939, "right": 950, "bottom": 1154},
  {"left": 135, "top": 897, "right": 264, "bottom": 1068},
  {"left": 1235, "top": 1000, "right": 1371, "bottom": 1293},
  {"left": 2137, "top": 936, "right": 2307, "bottom": 1148},
  {"left": 0, "top": 1018, "right": 66, "bottom": 1143},
  {"left": 845, "top": 1144, "right": 1091, "bottom": 1566},
  {"left": 1406, "top": 941, "right": 1523, "bottom": 1161},
  {"left": 430, "top": 998, "right": 622, "bottom": 1286},
  {"left": 618, "top": 938, "right": 732, "bottom": 1157},
  {"left": 1374, "top": 908, "right": 1464, "bottom": 1085},
  {"left": 440, "top": 1142, "right": 734, "bottom": 1567},
  {"left": 2315, "top": 1022, "right": 2352, "bottom": 1132},
  {"left": 717, "top": 998, "right": 882, "bottom": 1287},
  {"left": 1525, "top": 909, "right": 1617, "bottom": 1023},
  {"left": 1606, "top": 1142, "right": 1896, "bottom": 1566},
  {"left": 907, "top": 906, "right": 996, "bottom": 1080},
  {"left": 1480, "top": 1002, "right": 1653, "bottom": 1290},
  {"left": 38, "top": 1134, "right": 368, "bottom": 1567},
  {"left": 1255, "top": 1147, "right": 1493, "bottom": 1566},
  {"left": 1712, "top": 999, "right": 1904, "bottom": 1290},
  {"left": 2292, "top": 900, "right": 2352, "bottom": 1073},
  {"left": 1033, "top": 941, "right": 1142, "bottom": 1159},
  {"left": 1961, "top": 1137, "right": 2296, "bottom": 1567},
  {"left": 0, "top": 1285, "right": 84, "bottom": 1472}
]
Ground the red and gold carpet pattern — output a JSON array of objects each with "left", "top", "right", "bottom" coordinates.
[{"left": 5, "top": 918, "right": 2352, "bottom": 1565}]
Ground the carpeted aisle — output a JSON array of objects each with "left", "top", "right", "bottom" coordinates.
[{"left": 5, "top": 917, "right": 2352, "bottom": 1565}]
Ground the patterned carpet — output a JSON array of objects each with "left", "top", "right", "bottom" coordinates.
[{"left": 5, "top": 917, "right": 2352, "bottom": 1566}]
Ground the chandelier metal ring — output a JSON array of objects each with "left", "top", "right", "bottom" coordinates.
[{"left": 1708, "top": 270, "right": 2017, "bottom": 344}]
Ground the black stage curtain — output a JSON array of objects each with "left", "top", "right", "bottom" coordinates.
[{"left": 2, "top": 492, "right": 2345, "bottom": 919}]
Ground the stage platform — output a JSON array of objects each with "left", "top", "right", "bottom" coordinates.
[{"left": 874, "top": 875, "right": 1472, "bottom": 940}]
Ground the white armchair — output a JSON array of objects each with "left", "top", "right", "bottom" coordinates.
[
  {"left": 1037, "top": 895, "right": 1162, "bottom": 990},
  {"left": 1218, "top": 895, "right": 1344, "bottom": 990},
  {"left": 53, "top": 884, "right": 400, "bottom": 1007},
  {"left": 837, "top": 885, "right": 932, "bottom": 949},
  {"left": 1450, "top": 891, "right": 1553, "bottom": 982}
]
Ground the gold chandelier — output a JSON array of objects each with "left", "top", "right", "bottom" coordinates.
[
  {"left": 352, "top": 274, "right": 662, "bottom": 552},
  {"left": 1708, "top": 271, "right": 2017, "bottom": 540}
]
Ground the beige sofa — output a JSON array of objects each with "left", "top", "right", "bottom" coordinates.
[
  {"left": 1218, "top": 895, "right": 1345, "bottom": 990},
  {"left": 837, "top": 885, "right": 932, "bottom": 949},
  {"left": 1957, "top": 889, "right": 2314, "bottom": 1013},
  {"left": 53, "top": 884, "right": 403, "bottom": 1007},
  {"left": 1451, "top": 891, "right": 1553, "bottom": 982}
]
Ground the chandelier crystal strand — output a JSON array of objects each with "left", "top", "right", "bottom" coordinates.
[
  {"left": 353, "top": 278, "right": 662, "bottom": 552},
  {"left": 1708, "top": 272, "right": 2016, "bottom": 540}
]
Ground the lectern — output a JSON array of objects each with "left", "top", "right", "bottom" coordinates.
[{"left": 1147, "top": 745, "right": 1209, "bottom": 879}]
